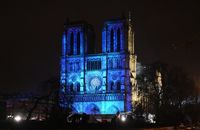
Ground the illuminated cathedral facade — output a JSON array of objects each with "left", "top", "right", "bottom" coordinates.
[{"left": 59, "top": 16, "right": 137, "bottom": 114}]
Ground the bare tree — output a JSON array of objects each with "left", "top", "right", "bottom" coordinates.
[
  {"left": 26, "top": 77, "right": 59, "bottom": 121},
  {"left": 137, "top": 62, "right": 197, "bottom": 124}
]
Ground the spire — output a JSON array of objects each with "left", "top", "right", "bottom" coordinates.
[
  {"left": 128, "top": 11, "right": 134, "bottom": 54},
  {"left": 128, "top": 11, "right": 133, "bottom": 29},
  {"left": 128, "top": 11, "right": 132, "bottom": 24}
]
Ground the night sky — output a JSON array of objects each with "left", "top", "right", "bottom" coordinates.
[{"left": 0, "top": 0, "right": 200, "bottom": 93}]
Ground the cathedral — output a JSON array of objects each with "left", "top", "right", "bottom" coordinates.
[{"left": 59, "top": 15, "right": 137, "bottom": 114}]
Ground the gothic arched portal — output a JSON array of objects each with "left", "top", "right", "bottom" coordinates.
[
  {"left": 85, "top": 103, "right": 100, "bottom": 114},
  {"left": 107, "top": 105, "right": 119, "bottom": 114}
]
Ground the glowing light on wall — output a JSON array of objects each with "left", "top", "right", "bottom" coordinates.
[
  {"left": 73, "top": 100, "right": 124, "bottom": 114},
  {"left": 60, "top": 19, "right": 136, "bottom": 114},
  {"left": 14, "top": 115, "right": 22, "bottom": 122}
]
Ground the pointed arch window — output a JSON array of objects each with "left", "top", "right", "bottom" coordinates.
[
  {"left": 116, "top": 82, "right": 121, "bottom": 92},
  {"left": 77, "top": 32, "right": 80, "bottom": 55},
  {"left": 70, "top": 83, "right": 74, "bottom": 92},
  {"left": 110, "top": 81, "right": 114, "bottom": 91},
  {"left": 70, "top": 32, "right": 74, "bottom": 55},
  {"left": 77, "top": 83, "right": 80, "bottom": 92},
  {"left": 117, "top": 28, "right": 121, "bottom": 52},
  {"left": 110, "top": 29, "right": 114, "bottom": 52}
]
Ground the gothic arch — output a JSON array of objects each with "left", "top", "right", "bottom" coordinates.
[
  {"left": 110, "top": 29, "right": 114, "bottom": 52},
  {"left": 76, "top": 82, "right": 80, "bottom": 92},
  {"left": 110, "top": 81, "right": 114, "bottom": 91},
  {"left": 70, "top": 32, "right": 74, "bottom": 55},
  {"left": 117, "top": 28, "right": 121, "bottom": 52},
  {"left": 72, "top": 106, "right": 78, "bottom": 113},
  {"left": 70, "top": 83, "right": 74, "bottom": 92},
  {"left": 77, "top": 32, "right": 80, "bottom": 55},
  {"left": 116, "top": 81, "right": 121, "bottom": 92},
  {"left": 85, "top": 103, "right": 100, "bottom": 114},
  {"left": 107, "top": 105, "right": 119, "bottom": 114}
]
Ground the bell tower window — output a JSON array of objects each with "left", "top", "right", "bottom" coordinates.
[
  {"left": 117, "top": 28, "right": 121, "bottom": 52},
  {"left": 77, "top": 83, "right": 80, "bottom": 92},
  {"left": 110, "top": 81, "right": 114, "bottom": 91},
  {"left": 116, "top": 82, "right": 121, "bottom": 92},
  {"left": 110, "top": 29, "right": 114, "bottom": 52},
  {"left": 70, "top": 32, "right": 74, "bottom": 55},
  {"left": 70, "top": 83, "right": 74, "bottom": 92},
  {"left": 77, "top": 32, "right": 80, "bottom": 55}
]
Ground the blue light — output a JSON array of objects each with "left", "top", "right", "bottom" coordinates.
[
  {"left": 62, "top": 32, "right": 66, "bottom": 56},
  {"left": 73, "top": 101, "right": 124, "bottom": 114},
  {"left": 59, "top": 20, "right": 133, "bottom": 114}
]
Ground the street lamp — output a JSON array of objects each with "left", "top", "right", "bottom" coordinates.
[
  {"left": 120, "top": 114, "right": 126, "bottom": 122},
  {"left": 14, "top": 115, "right": 22, "bottom": 122}
]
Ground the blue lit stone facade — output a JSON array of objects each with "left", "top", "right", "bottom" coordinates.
[{"left": 60, "top": 18, "right": 137, "bottom": 114}]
